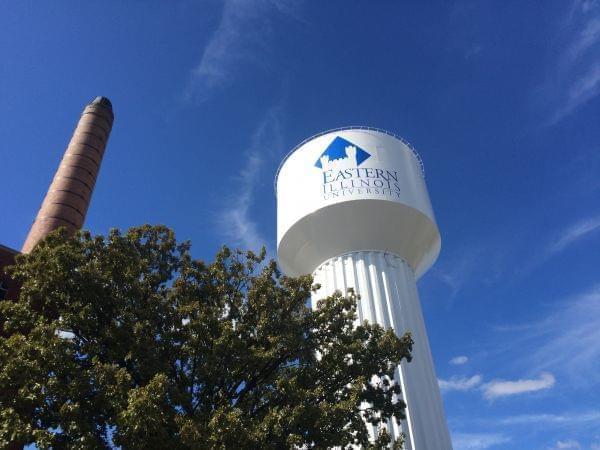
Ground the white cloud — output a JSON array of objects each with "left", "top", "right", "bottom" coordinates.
[
  {"left": 549, "top": 439, "right": 581, "bottom": 449},
  {"left": 440, "top": 370, "right": 557, "bottom": 400},
  {"left": 186, "top": 0, "right": 300, "bottom": 101},
  {"left": 581, "top": 0, "right": 599, "bottom": 14},
  {"left": 428, "top": 229, "right": 517, "bottom": 299},
  {"left": 547, "top": 215, "right": 600, "bottom": 254},
  {"left": 544, "top": 0, "right": 600, "bottom": 123},
  {"left": 482, "top": 372, "right": 555, "bottom": 400},
  {"left": 497, "top": 410, "right": 600, "bottom": 426},
  {"left": 452, "top": 432, "right": 510, "bottom": 450},
  {"left": 439, "top": 375, "right": 482, "bottom": 392},
  {"left": 215, "top": 105, "right": 283, "bottom": 253},
  {"left": 432, "top": 214, "right": 600, "bottom": 295},
  {"left": 450, "top": 355, "right": 469, "bottom": 365},
  {"left": 454, "top": 409, "right": 600, "bottom": 437},
  {"left": 522, "top": 284, "right": 600, "bottom": 384},
  {"left": 522, "top": 215, "right": 600, "bottom": 273},
  {"left": 566, "top": 14, "right": 600, "bottom": 60},
  {"left": 554, "top": 62, "right": 600, "bottom": 122},
  {"left": 430, "top": 243, "right": 491, "bottom": 299}
]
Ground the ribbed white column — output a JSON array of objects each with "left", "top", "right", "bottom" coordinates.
[{"left": 313, "top": 251, "right": 452, "bottom": 450}]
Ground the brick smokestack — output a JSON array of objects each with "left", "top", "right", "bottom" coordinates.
[{"left": 22, "top": 97, "right": 113, "bottom": 253}]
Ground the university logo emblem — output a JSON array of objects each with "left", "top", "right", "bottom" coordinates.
[{"left": 315, "top": 136, "right": 371, "bottom": 170}]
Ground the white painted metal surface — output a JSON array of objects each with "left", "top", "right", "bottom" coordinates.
[
  {"left": 313, "top": 252, "right": 452, "bottom": 449},
  {"left": 276, "top": 128, "right": 452, "bottom": 449},
  {"left": 276, "top": 128, "right": 440, "bottom": 279}
]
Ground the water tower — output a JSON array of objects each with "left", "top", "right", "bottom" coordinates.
[{"left": 276, "top": 127, "right": 452, "bottom": 449}]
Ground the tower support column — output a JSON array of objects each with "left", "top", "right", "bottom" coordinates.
[{"left": 312, "top": 251, "right": 452, "bottom": 449}]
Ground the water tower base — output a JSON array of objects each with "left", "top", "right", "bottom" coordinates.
[{"left": 312, "top": 251, "right": 453, "bottom": 449}]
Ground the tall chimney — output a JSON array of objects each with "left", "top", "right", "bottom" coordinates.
[{"left": 22, "top": 97, "right": 113, "bottom": 253}]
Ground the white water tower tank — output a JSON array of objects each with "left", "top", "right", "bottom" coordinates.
[{"left": 276, "top": 127, "right": 452, "bottom": 449}]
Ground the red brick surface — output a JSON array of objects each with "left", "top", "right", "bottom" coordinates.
[{"left": 22, "top": 97, "right": 113, "bottom": 253}]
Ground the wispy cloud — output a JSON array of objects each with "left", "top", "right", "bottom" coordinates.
[
  {"left": 554, "top": 62, "right": 600, "bottom": 124},
  {"left": 215, "top": 105, "right": 284, "bottom": 254},
  {"left": 450, "top": 355, "right": 469, "bottom": 365},
  {"left": 546, "top": 215, "right": 600, "bottom": 254},
  {"left": 450, "top": 410, "right": 600, "bottom": 450},
  {"left": 483, "top": 284, "right": 600, "bottom": 389},
  {"left": 496, "top": 410, "right": 600, "bottom": 426},
  {"left": 543, "top": 0, "right": 600, "bottom": 124},
  {"left": 566, "top": 10, "right": 600, "bottom": 59},
  {"left": 439, "top": 375, "right": 482, "bottom": 392},
  {"left": 521, "top": 284, "right": 600, "bottom": 384},
  {"left": 548, "top": 439, "right": 581, "bottom": 449},
  {"left": 482, "top": 372, "right": 555, "bottom": 400},
  {"left": 185, "top": 0, "right": 300, "bottom": 101},
  {"left": 522, "top": 215, "right": 600, "bottom": 273},
  {"left": 441, "top": 371, "right": 556, "bottom": 398},
  {"left": 429, "top": 242, "right": 496, "bottom": 299},
  {"left": 452, "top": 432, "right": 510, "bottom": 450},
  {"left": 430, "top": 213, "right": 600, "bottom": 301}
]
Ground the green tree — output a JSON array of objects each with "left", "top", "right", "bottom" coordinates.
[{"left": 0, "top": 226, "right": 412, "bottom": 449}]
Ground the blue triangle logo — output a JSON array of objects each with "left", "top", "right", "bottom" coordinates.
[{"left": 315, "top": 136, "right": 371, "bottom": 169}]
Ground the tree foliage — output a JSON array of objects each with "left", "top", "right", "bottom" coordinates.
[{"left": 0, "top": 226, "right": 412, "bottom": 449}]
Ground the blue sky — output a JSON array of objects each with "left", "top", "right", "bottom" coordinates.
[{"left": 2, "top": 1, "right": 600, "bottom": 448}]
